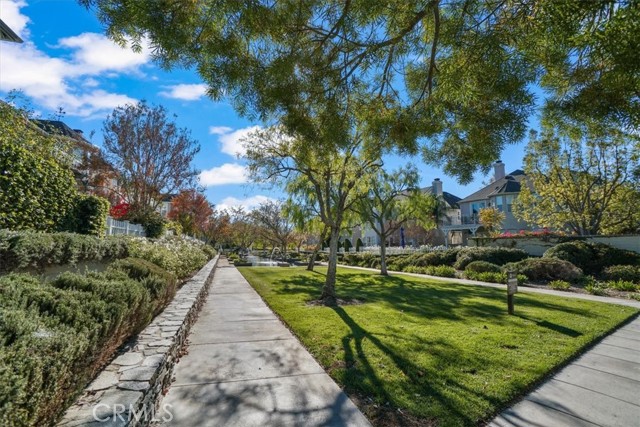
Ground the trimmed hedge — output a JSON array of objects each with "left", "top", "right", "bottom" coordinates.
[
  {"left": 505, "top": 258, "right": 583, "bottom": 283},
  {"left": 543, "top": 241, "right": 640, "bottom": 275},
  {"left": 62, "top": 194, "right": 110, "bottom": 237},
  {"left": 0, "top": 258, "right": 177, "bottom": 426},
  {"left": 0, "top": 102, "right": 78, "bottom": 232},
  {"left": 464, "top": 261, "right": 502, "bottom": 273},
  {"left": 454, "top": 247, "right": 529, "bottom": 270},
  {"left": 403, "top": 265, "right": 457, "bottom": 278},
  {"left": 602, "top": 265, "right": 640, "bottom": 284},
  {"left": 464, "top": 270, "right": 528, "bottom": 285},
  {"left": 0, "top": 230, "right": 129, "bottom": 273}
]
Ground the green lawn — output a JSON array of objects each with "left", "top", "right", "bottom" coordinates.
[{"left": 238, "top": 266, "right": 638, "bottom": 427}]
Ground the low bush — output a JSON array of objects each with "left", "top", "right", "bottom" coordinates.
[
  {"left": 544, "top": 241, "right": 640, "bottom": 275},
  {"left": 548, "top": 280, "right": 571, "bottom": 290},
  {"left": 128, "top": 236, "right": 211, "bottom": 278},
  {"left": 465, "top": 270, "right": 528, "bottom": 285},
  {"left": 0, "top": 259, "right": 177, "bottom": 426},
  {"left": 505, "top": 258, "right": 583, "bottom": 283},
  {"left": 602, "top": 265, "right": 640, "bottom": 284},
  {"left": 454, "top": 247, "right": 528, "bottom": 270},
  {"left": 585, "top": 283, "right": 607, "bottom": 296},
  {"left": 0, "top": 230, "right": 129, "bottom": 273},
  {"left": 404, "top": 265, "right": 457, "bottom": 278},
  {"left": 605, "top": 280, "right": 638, "bottom": 292},
  {"left": 465, "top": 261, "right": 501, "bottom": 273}
]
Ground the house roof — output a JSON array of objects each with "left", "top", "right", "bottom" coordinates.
[
  {"left": 459, "top": 170, "right": 527, "bottom": 203},
  {"left": 420, "top": 187, "right": 462, "bottom": 209},
  {"left": 0, "top": 19, "right": 23, "bottom": 43},
  {"left": 33, "top": 119, "right": 98, "bottom": 151}
]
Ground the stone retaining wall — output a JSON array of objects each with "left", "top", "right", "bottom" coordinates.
[{"left": 58, "top": 256, "right": 219, "bottom": 427}]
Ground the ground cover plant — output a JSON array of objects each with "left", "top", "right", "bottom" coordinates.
[
  {"left": 0, "top": 234, "right": 215, "bottom": 425},
  {"left": 238, "top": 266, "right": 637, "bottom": 427}
]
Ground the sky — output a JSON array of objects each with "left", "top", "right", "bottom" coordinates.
[{"left": 0, "top": 0, "right": 533, "bottom": 210}]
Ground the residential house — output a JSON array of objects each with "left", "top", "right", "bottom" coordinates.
[
  {"left": 33, "top": 119, "right": 120, "bottom": 204},
  {"left": 456, "top": 161, "right": 530, "bottom": 240},
  {"left": 158, "top": 194, "right": 177, "bottom": 218},
  {"left": 0, "top": 18, "right": 23, "bottom": 43},
  {"left": 359, "top": 178, "right": 463, "bottom": 247}
]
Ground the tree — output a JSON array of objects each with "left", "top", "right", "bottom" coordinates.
[
  {"left": 168, "top": 189, "right": 214, "bottom": 237},
  {"left": 478, "top": 207, "right": 506, "bottom": 235},
  {"left": 250, "top": 200, "right": 295, "bottom": 258},
  {"left": 353, "top": 165, "right": 437, "bottom": 275},
  {"left": 102, "top": 101, "right": 200, "bottom": 212},
  {"left": 86, "top": 1, "right": 639, "bottom": 180},
  {"left": 514, "top": 126, "right": 640, "bottom": 236},
  {"left": 245, "top": 126, "right": 382, "bottom": 305},
  {"left": 226, "top": 207, "right": 258, "bottom": 251},
  {"left": 203, "top": 209, "right": 231, "bottom": 248}
]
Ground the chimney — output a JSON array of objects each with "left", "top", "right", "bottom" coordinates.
[
  {"left": 432, "top": 178, "right": 443, "bottom": 197},
  {"left": 493, "top": 160, "right": 505, "bottom": 182}
]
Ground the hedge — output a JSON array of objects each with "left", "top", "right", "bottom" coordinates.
[
  {"left": 0, "top": 258, "right": 177, "bottom": 426},
  {"left": 0, "top": 103, "right": 78, "bottom": 232},
  {"left": 454, "top": 247, "right": 529, "bottom": 270},
  {"left": 543, "top": 241, "right": 640, "bottom": 275},
  {"left": 0, "top": 230, "right": 129, "bottom": 273},
  {"left": 464, "top": 261, "right": 502, "bottom": 273},
  {"left": 61, "top": 194, "right": 110, "bottom": 237},
  {"left": 505, "top": 258, "right": 583, "bottom": 283}
]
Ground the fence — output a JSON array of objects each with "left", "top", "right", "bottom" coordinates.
[{"left": 105, "top": 216, "right": 145, "bottom": 237}]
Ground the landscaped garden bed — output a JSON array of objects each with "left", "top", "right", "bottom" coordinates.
[
  {"left": 238, "top": 266, "right": 638, "bottom": 426},
  {"left": 0, "top": 231, "right": 216, "bottom": 426},
  {"left": 335, "top": 243, "right": 640, "bottom": 300}
]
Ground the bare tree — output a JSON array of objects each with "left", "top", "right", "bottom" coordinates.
[
  {"left": 102, "top": 101, "right": 200, "bottom": 212},
  {"left": 251, "top": 200, "right": 295, "bottom": 258}
]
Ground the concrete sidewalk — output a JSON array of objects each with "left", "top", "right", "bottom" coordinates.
[
  {"left": 489, "top": 316, "right": 640, "bottom": 427},
  {"left": 159, "top": 260, "right": 371, "bottom": 427}
]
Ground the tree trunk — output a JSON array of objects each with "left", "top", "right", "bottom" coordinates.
[
  {"left": 380, "top": 236, "right": 388, "bottom": 276},
  {"left": 320, "top": 227, "right": 339, "bottom": 305},
  {"left": 307, "top": 250, "right": 317, "bottom": 271}
]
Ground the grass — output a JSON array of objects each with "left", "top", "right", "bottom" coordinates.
[{"left": 238, "top": 266, "right": 638, "bottom": 427}]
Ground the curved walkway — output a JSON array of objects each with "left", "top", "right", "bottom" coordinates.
[
  {"left": 159, "top": 259, "right": 371, "bottom": 427},
  {"left": 336, "top": 263, "right": 640, "bottom": 427}
]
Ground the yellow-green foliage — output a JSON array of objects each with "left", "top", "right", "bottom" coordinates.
[{"left": 0, "top": 103, "right": 77, "bottom": 231}]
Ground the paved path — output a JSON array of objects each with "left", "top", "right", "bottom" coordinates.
[
  {"left": 160, "top": 260, "right": 371, "bottom": 427},
  {"left": 337, "top": 264, "right": 640, "bottom": 426}
]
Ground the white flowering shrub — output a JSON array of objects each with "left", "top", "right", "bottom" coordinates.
[{"left": 128, "top": 236, "right": 211, "bottom": 278}]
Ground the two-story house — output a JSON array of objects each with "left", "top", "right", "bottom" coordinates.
[
  {"left": 456, "top": 161, "right": 529, "bottom": 237},
  {"left": 358, "top": 178, "right": 463, "bottom": 247}
]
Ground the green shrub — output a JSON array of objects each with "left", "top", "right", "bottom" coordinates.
[
  {"left": 0, "top": 258, "right": 180, "bottom": 425},
  {"left": 548, "top": 280, "right": 571, "bottom": 290},
  {"left": 202, "top": 245, "right": 217, "bottom": 260},
  {"left": 605, "top": 280, "right": 638, "bottom": 292},
  {"left": 62, "top": 194, "right": 110, "bottom": 236},
  {"left": 585, "top": 282, "right": 607, "bottom": 296},
  {"left": 602, "top": 265, "right": 640, "bottom": 284},
  {"left": 0, "top": 230, "right": 130, "bottom": 273},
  {"left": 465, "top": 270, "right": 527, "bottom": 285},
  {"left": 127, "top": 209, "right": 165, "bottom": 238},
  {"left": 356, "top": 238, "right": 363, "bottom": 252},
  {"left": 505, "top": 258, "right": 583, "bottom": 283},
  {"left": 128, "top": 236, "right": 209, "bottom": 278},
  {"left": 415, "top": 248, "right": 461, "bottom": 267},
  {"left": 454, "top": 247, "right": 528, "bottom": 270},
  {"left": 465, "top": 261, "right": 501, "bottom": 273},
  {"left": 343, "top": 239, "right": 352, "bottom": 252},
  {"left": 431, "top": 265, "right": 457, "bottom": 278},
  {"left": 544, "top": 241, "right": 640, "bottom": 275}
]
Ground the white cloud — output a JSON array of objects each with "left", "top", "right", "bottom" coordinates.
[
  {"left": 217, "top": 195, "right": 275, "bottom": 212},
  {"left": 0, "top": 3, "right": 147, "bottom": 117},
  {"left": 208, "top": 125, "right": 263, "bottom": 157},
  {"left": 199, "top": 163, "right": 248, "bottom": 187},
  {"left": 0, "top": 0, "right": 30, "bottom": 39},
  {"left": 159, "top": 83, "right": 208, "bottom": 101}
]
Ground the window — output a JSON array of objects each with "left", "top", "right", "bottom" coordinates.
[
  {"left": 506, "top": 195, "right": 515, "bottom": 213},
  {"left": 496, "top": 196, "right": 504, "bottom": 212}
]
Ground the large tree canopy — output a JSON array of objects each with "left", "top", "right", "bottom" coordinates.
[{"left": 81, "top": 0, "right": 638, "bottom": 182}]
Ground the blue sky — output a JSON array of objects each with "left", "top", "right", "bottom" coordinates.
[{"left": 0, "top": 0, "right": 533, "bottom": 209}]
